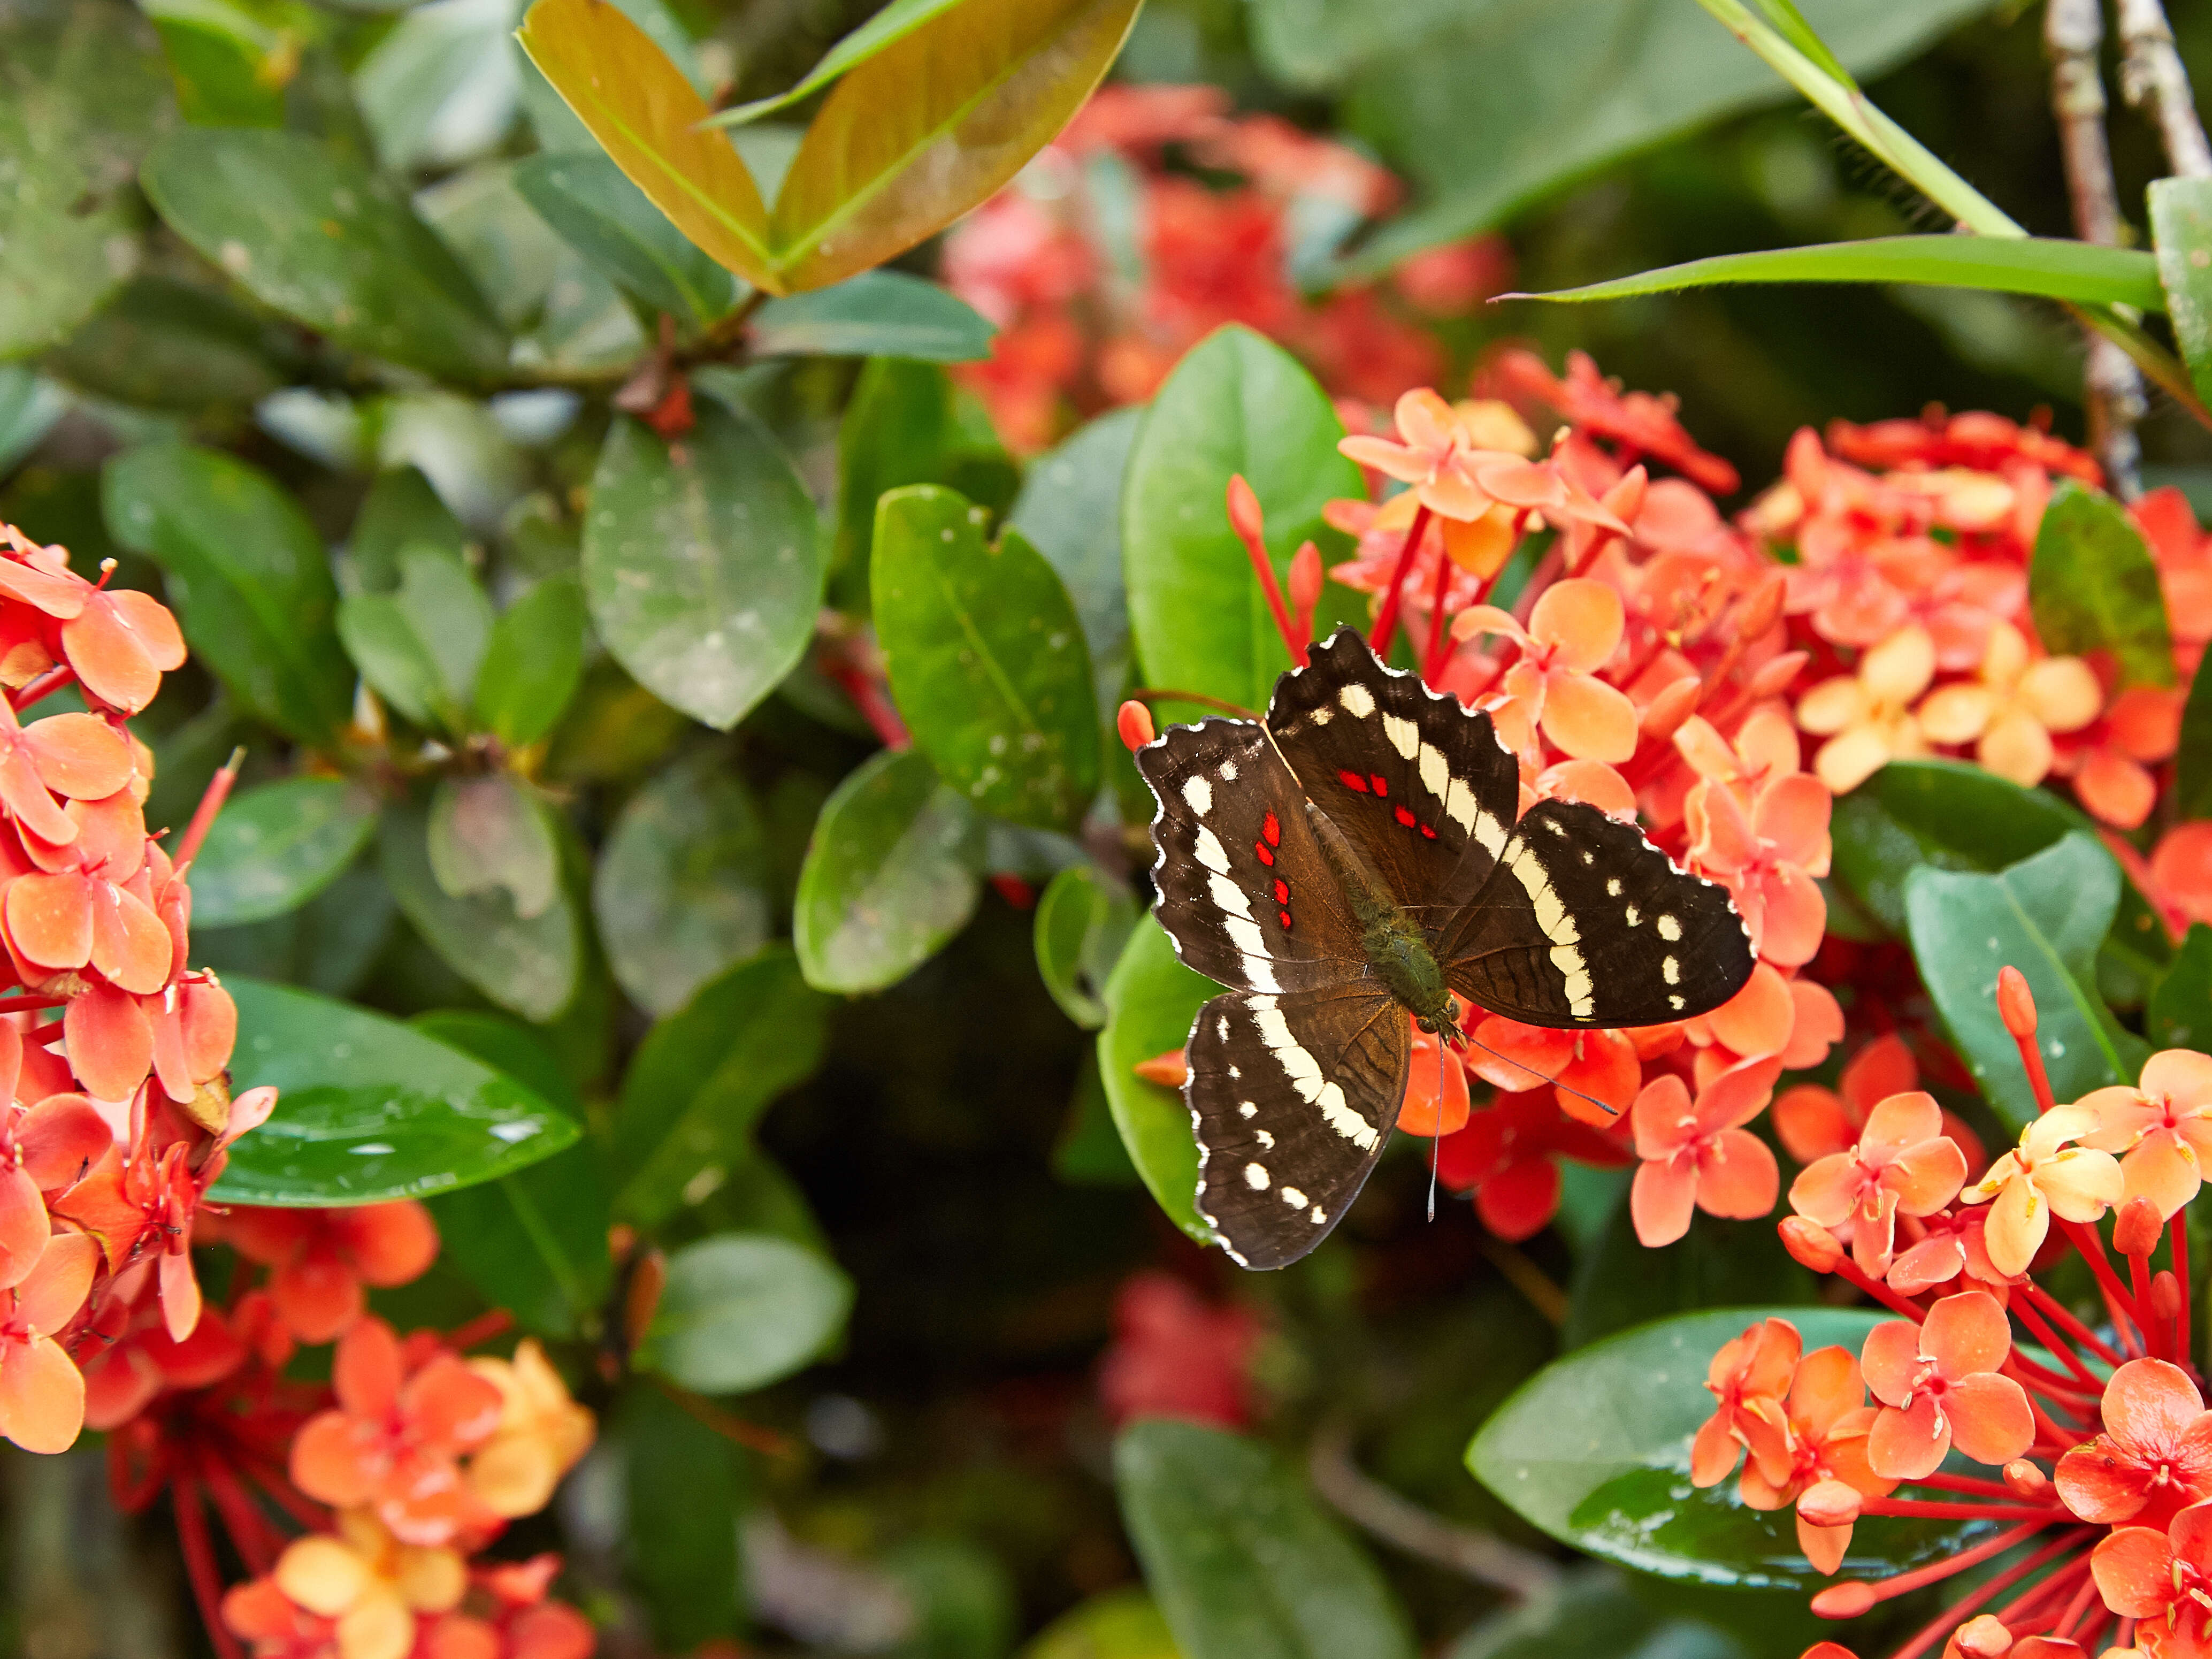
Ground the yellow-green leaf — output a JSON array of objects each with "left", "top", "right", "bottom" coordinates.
[
  {"left": 767, "top": 0, "right": 1142, "bottom": 292},
  {"left": 515, "top": 0, "right": 778, "bottom": 292}
]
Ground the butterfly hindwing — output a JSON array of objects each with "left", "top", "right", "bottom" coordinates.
[
  {"left": 1188, "top": 985, "right": 1410, "bottom": 1270},
  {"left": 1266, "top": 627, "right": 1520, "bottom": 918},
  {"left": 1136, "top": 715, "right": 1366, "bottom": 995},
  {"left": 1440, "top": 798, "right": 1754, "bottom": 1028}
]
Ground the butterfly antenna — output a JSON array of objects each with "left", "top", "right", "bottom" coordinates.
[
  {"left": 1427, "top": 1034, "right": 1443, "bottom": 1224},
  {"left": 1461, "top": 1027, "right": 1622, "bottom": 1120}
]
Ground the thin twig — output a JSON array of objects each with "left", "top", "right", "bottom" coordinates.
[
  {"left": 1308, "top": 1419, "right": 1563, "bottom": 1600},
  {"left": 2119, "top": 0, "right": 2212, "bottom": 178},
  {"left": 2048, "top": 0, "right": 2147, "bottom": 498}
]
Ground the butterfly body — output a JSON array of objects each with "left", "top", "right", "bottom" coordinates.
[{"left": 1135, "top": 628, "right": 1754, "bottom": 1271}]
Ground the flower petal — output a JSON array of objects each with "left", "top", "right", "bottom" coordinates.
[
  {"left": 1945, "top": 1371, "right": 2034, "bottom": 1465},
  {"left": 2091, "top": 1525, "right": 2176, "bottom": 1617},
  {"left": 1539, "top": 672, "right": 1637, "bottom": 762},
  {"left": 1630, "top": 1156, "right": 1696, "bottom": 1247},
  {"left": 1694, "top": 1129, "right": 1778, "bottom": 1219},
  {"left": 0, "top": 1332, "right": 85, "bottom": 1453},
  {"left": 1922, "top": 1290, "right": 2011, "bottom": 1379},
  {"left": 1867, "top": 1394, "right": 1949, "bottom": 1481},
  {"left": 1528, "top": 578, "right": 1625, "bottom": 672}
]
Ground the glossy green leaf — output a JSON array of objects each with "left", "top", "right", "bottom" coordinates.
[
  {"left": 2152, "top": 177, "right": 2212, "bottom": 410},
  {"left": 1445, "top": 1570, "right": 1742, "bottom": 1659},
  {"left": 212, "top": 977, "right": 579, "bottom": 1205},
  {"left": 338, "top": 549, "right": 494, "bottom": 734},
  {"left": 583, "top": 399, "right": 823, "bottom": 731},
  {"left": 2152, "top": 924, "right": 2212, "bottom": 1052},
  {"left": 1563, "top": 1185, "right": 1812, "bottom": 1352},
  {"left": 874, "top": 486, "right": 1099, "bottom": 830},
  {"left": 794, "top": 748, "right": 985, "bottom": 995},
  {"left": 46, "top": 276, "right": 282, "bottom": 411},
  {"left": 2180, "top": 648, "right": 2212, "bottom": 822},
  {"left": 1009, "top": 406, "right": 1142, "bottom": 715},
  {"left": 139, "top": 128, "right": 508, "bottom": 383},
  {"left": 593, "top": 753, "right": 772, "bottom": 1019},
  {"left": 833, "top": 357, "right": 1017, "bottom": 574},
  {"left": 1469, "top": 1307, "right": 1994, "bottom": 1588},
  {"left": 1905, "top": 833, "right": 2147, "bottom": 1131},
  {"left": 513, "top": 151, "right": 738, "bottom": 332},
  {"left": 1097, "top": 918, "right": 1210, "bottom": 1244},
  {"left": 102, "top": 443, "right": 353, "bottom": 744},
  {"left": 427, "top": 774, "right": 560, "bottom": 922},
  {"left": 1035, "top": 865, "right": 1136, "bottom": 1030},
  {"left": 619, "top": 1385, "right": 744, "bottom": 1649},
  {"left": 475, "top": 576, "right": 586, "bottom": 747},
  {"left": 2030, "top": 480, "right": 2176, "bottom": 689},
  {"left": 189, "top": 778, "right": 381, "bottom": 928},
  {"left": 416, "top": 1012, "right": 612, "bottom": 1340},
  {"left": 1522, "top": 236, "right": 2164, "bottom": 310},
  {"left": 607, "top": 947, "right": 831, "bottom": 1222},
  {"left": 516, "top": 0, "right": 778, "bottom": 290},
  {"left": 144, "top": 0, "right": 290, "bottom": 127},
  {"left": 379, "top": 797, "right": 579, "bottom": 1023},
  {"left": 347, "top": 468, "right": 471, "bottom": 594},
  {"left": 1115, "top": 1419, "right": 1415, "bottom": 1659},
  {"left": 766, "top": 0, "right": 1143, "bottom": 292},
  {"left": 0, "top": 0, "right": 173, "bottom": 357},
  {"left": 748, "top": 271, "right": 994, "bottom": 361},
  {"left": 1022, "top": 1588, "right": 1181, "bottom": 1659},
  {"left": 707, "top": 0, "right": 965, "bottom": 125},
  {"left": 637, "top": 1232, "right": 854, "bottom": 1394}
]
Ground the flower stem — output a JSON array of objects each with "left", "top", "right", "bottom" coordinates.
[
  {"left": 1856, "top": 1497, "right": 2059, "bottom": 1521},
  {"left": 2006, "top": 1303, "right": 2104, "bottom": 1393},
  {"left": 2174, "top": 1210, "right": 2195, "bottom": 1372},
  {"left": 1876, "top": 1529, "right": 2086, "bottom": 1659},
  {"left": 1126, "top": 687, "right": 1261, "bottom": 721},
  {"left": 1420, "top": 526, "right": 1458, "bottom": 686},
  {"left": 2062, "top": 1218, "right": 2147, "bottom": 1356},
  {"left": 1828, "top": 1251, "right": 1928, "bottom": 1322},
  {"left": 1907, "top": 1471, "right": 2020, "bottom": 1498},
  {"left": 2023, "top": 1281, "right": 2126, "bottom": 1368},
  {"left": 1227, "top": 477, "right": 1303, "bottom": 668},
  {"left": 173, "top": 746, "right": 244, "bottom": 872},
  {"left": 1369, "top": 504, "right": 1433, "bottom": 658},
  {"left": 173, "top": 1479, "right": 246, "bottom": 1659}
]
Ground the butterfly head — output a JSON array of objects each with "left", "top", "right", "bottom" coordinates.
[{"left": 1414, "top": 1000, "right": 1466, "bottom": 1050}]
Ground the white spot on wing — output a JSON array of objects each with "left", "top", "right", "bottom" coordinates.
[
  {"left": 1658, "top": 914, "right": 1682, "bottom": 942},
  {"left": 1238, "top": 1102, "right": 1257, "bottom": 1118},
  {"left": 1663, "top": 955, "right": 1680, "bottom": 985},
  {"left": 1417, "top": 742, "right": 1448, "bottom": 801},
  {"left": 1182, "top": 775, "right": 1212, "bottom": 815},
  {"left": 1281, "top": 1186, "right": 1309, "bottom": 1208},
  {"left": 1219, "top": 759, "right": 1238, "bottom": 781},
  {"left": 1193, "top": 828, "right": 1231, "bottom": 874},
  {"left": 1208, "top": 873, "right": 1254, "bottom": 919},
  {"left": 1475, "top": 812, "right": 1508, "bottom": 857},
  {"left": 1256, "top": 1130, "right": 1275, "bottom": 1149},
  {"left": 1245, "top": 1163, "right": 1270, "bottom": 1190},
  {"left": 1383, "top": 714, "right": 1419, "bottom": 759},
  {"left": 1340, "top": 684, "right": 1376, "bottom": 718}
]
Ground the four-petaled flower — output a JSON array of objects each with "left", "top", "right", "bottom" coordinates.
[
  {"left": 1456, "top": 578, "right": 1641, "bottom": 762},
  {"left": 1684, "top": 769, "right": 1832, "bottom": 968},
  {"left": 1788, "top": 1090, "right": 1968, "bottom": 1278},
  {"left": 2079, "top": 1049, "right": 2212, "bottom": 1220},
  {"left": 1858, "top": 1290, "right": 2034, "bottom": 1480},
  {"left": 1688, "top": 1315, "right": 1800, "bottom": 1487},
  {"left": 1795, "top": 624, "right": 1937, "bottom": 794},
  {"left": 220, "top": 1202, "right": 441, "bottom": 1345},
  {"left": 2056, "top": 1358, "right": 2212, "bottom": 1530},
  {"left": 1961, "top": 1104, "right": 2125, "bottom": 1278},
  {"left": 1628, "top": 1056, "right": 1784, "bottom": 1247},
  {"left": 464, "top": 1339, "right": 596, "bottom": 1519},
  {"left": 1735, "top": 1344, "right": 1893, "bottom": 1576},
  {"left": 2092, "top": 1499, "right": 2212, "bottom": 1656},
  {"left": 0, "top": 1229, "right": 97, "bottom": 1452},
  {"left": 1337, "top": 388, "right": 1551, "bottom": 523},
  {"left": 1916, "top": 620, "right": 2102, "bottom": 788}
]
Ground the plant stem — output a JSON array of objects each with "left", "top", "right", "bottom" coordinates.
[
  {"left": 2119, "top": 0, "right": 2212, "bottom": 178},
  {"left": 1369, "top": 504, "right": 1432, "bottom": 658}
]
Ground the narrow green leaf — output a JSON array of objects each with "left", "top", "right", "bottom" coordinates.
[
  {"left": 2152, "top": 177, "right": 2212, "bottom": 410},
  {"left": 338, "top": 549, "right": 494, "bottom": 734},
  {"left": 475, "top": 576, "right": 586, "bottom": 747},
  {"left": 874, "top": 485, "right": 1100, "bottom": 830},
  {"left": 1034, "top": 865, "right": 1135, "bottom": 1030},
  {"left": 2030, "top": 480, "right": 2176, "bottom": 688},
  {"left": 139, "top": 128, "right": 508, "bottom": 383},
  {"left": 794, "top": 748, "right": 985, "bottom": 995},
  {"left": 833, "top": 357, "right": 1017, "bottom": 573},
  {"left": 1747, "top": 0, "right": 1856, "bottom": 89},
  {"left": 637, "top": 1232, "right": 854, "bottom": 1394},
  {"left": 766, "top": 0, "right": 1143, "bottom": 292},
  {"left": 512, "top": 151, "right": 738, "bottom": 332},
  {"left": 583, "top": 399, "right": 823, "bottom": 731},
  {"left": 1904, "top": 834, "right": 2147, "bottom": 1130},
  {"left": 706, "top": 0, "right": 966, "bottom": 125},
  {"left": 592, "top": 753, "right": 772, "bottom": 1019},
  {"left": 212, "top": 977, "right": 579, "bottom": 1205},
  {"left": 2151, "top": 924, "right": 2212, "bottom": 1052},
  {"left": 189, "top": 777, "right": 380, "bottom": 928},
  {"left": 747, "top": 271, "right": 995, "bottom": 361},
  {"left": 1519, "top": 236, "right": 2165, "bottom": 311},
  {"left": 1097, "top": 918, "right": 1210, "bottom": 1244},
  {"left": 1115, "top": 1420, "right": 1417, "bottom": 1659},
  {"left": 102, "top": 443, "right": 353, "bottom": 745}
]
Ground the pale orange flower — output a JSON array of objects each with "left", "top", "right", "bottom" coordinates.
[
  {"left": 1916, "top": 620, "right": 2100, "bottom": 788},
  {"left": 1685, "top": 771, "right": 1831, "bottom": 967},
  {"left": 1788, "top": 1091, "right": 1967, "bottom": 1278},
  {"left": 0, "top": 1229, "right": 97, "bottom": 1453},
  {"left": 2057, "top": 684, "right": 2184, "bottom": 831},
  {"left": 465, "top": 1339, "right": 596, "bottom": 1519},
  {"left": 263, "top": 1512, "right": 466, "bottom": 1659},
  {"left": 1735, "top": 1344, "right": 1893, "bottom": 1575},
  {"left": 1628, "top": 1056, "right": 1782, "bottom": 1247},
  {"left": 1795, "top": 625, "right": 1936, "bottom": 792},
  {"left": 1960, "top": 1104, "right": 2124, "bottom": 1277},
  {"left": 1689, "top": 1315, "right": 1800, "bottom": 1487},
  {"left": 2079, "top": 1049, "right": 2212, "bottom": 1219},
  {"left": 1337, "top": 388, "right": 1550, "bottom": 522},
  {"left": 1858, "top": 1290, "right": 2033, "bottom": 1479},
  {"left": 1455, "top": 578, "right": 1639, "bottom": 762},
  {"left": 2054, "top": 1357, "right": 2212, "bottom": 1528}
]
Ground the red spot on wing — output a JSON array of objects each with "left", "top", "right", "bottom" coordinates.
[
  {"left": 1262, "top": 812, "right": 1281, "bottom": 847},
  {"left": 1420, "top": 822, "right": 1437, "bottom": 839},
  {"left": 1338, "top": 770, "right": 1369, "bottom": 793},
  {"left": 1370, "top": 774, "right": 1388, "bottom": 796},
  {"left": 1279, "top": 909, "right": 1293, "bottom": 930},
  {"left": 1254, "top": 841, "right": 1274, "bottom": 866},
  {"left": 1394, "top": 805, "right": 1417, "bottom": 829},
  {"left": 1273, "top": 879, "right": 1289, "bottom": 905}
]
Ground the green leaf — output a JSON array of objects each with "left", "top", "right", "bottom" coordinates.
[
  {"left": 708, "top": 0, "right": 966, "bottom": 125},
  {"left": 1115, "top": 1419, "right": 1416, "bottom": 1659},
  {"left": 353, "top": 0, "right": 520, "bottom": 174},
  {"left": 139, "top": 128, "right": 508, "bottom": 383},
  {"left": 882, "top": 1537, "right": 1018, "bottom": 1659},
  {"left": 45, "top": 275, "right": 282, "bottom": 411},
  {"left": 143, "top": 0, "right": 291, "bottom": 128},
  {"left": 1053, "top": 1051, "right": 1140, "bottom": 1186},
  {"left": 794, "top": 748, "right": 985, "bottom": 995},
  {"left": 416, "top": 1011, "right": 612, "bottom": 1340},
  {"left": 593, "top": 753, "right": 773, "bottom": 1018},
  {"left": 874, "top": 486, "right": 1100, "bottom": 830},
  {"left": 2152, "top": 177, "right": 2212, "bottom": 410},
  {"left": 1444, "top": 1569, "right": 1743, "bottom": 1659},
  {"left": 1904, "top": 833, "right": 2147, "bottom": 1131},
  {"left": 637, "top": 1232, "right": 854, "bottom": 1394},
  {"left": 583, "top": 399, "right": 823, "bottom": 731},
  {"left": 1034, "top": 865, "right": 1135, "bottom": 1030},
  {"left": 2030, "top": 480, "right": 2176, "bottom": 689},
  {"left": 1564, "top": 1186, "right": 1812, "bottom": 1352},
  {"left": 189, "top": 777, "right": 380, "bottom": 928},
  {"left": 338, "top": 549, "right": 494, "bottom": 734},
  {"left": 102, "top": 443, "right": 353, "bottom": 744},
  {"left": 513, "top": 151, "right": 739, "bottom": 332},
  {"left": 2180, "top": 648, "right": 2212, "bottom": 821},
  {"left": 1312, "top": 0, "right": 1995, "bottom": 273},
  {"left": 1469, "top": 1307, "right": 1996, "bottom": 1588},
  {"left": 379, "top": 796, "right": 580, "bottom": 1023},
  {"left": 0, "top": 369, "right": 65, "bottom": 478},
  {"left": 347, "top": 468, "right": 471, "bottom": 595},
  {"left": 766, "top": 0, "right": 1142, "bottom": 292},
  {"left": 475, "top": 576, "right": 586, "bottom": 747},
  {"left": 1008, "top": 406, "right": 1142, "bottom": 714},
  {"left": 0, "top": 0, "right": 174, "bottom": 357},
  {"left": 833, "top": 357, "right": 1016, "bottom": 574},
  {"left": 1521, "top": 236, "right": 2165, "bottom": 311},
  {"left": 1097, "top": 918, "right": 1210, "bottom": 1244},
  {"left": 1021, "top": 1589, "right": 1181, "bottom": 1659},
  {"left": 516, "top": 0, "right": 778, "bottom": 292},
  {"left": 748, "top": 271, "right": 995, "bottom": 361},
  {"left": 2152, "top": 924, "right": 2212, "bottom": 1052},
  {"left": 618, "top": 1384, "right": 745, "bottom": 1649},
  {"left": 212, "top": 976, "right": 580, "bottom": 1205},
  {"left": 1123, "top": 326, "right": 1363, "bottom": 718},
  {"left": 426, "top": 774, "right": 561, "bottom": 922},
  {"left": 607, "top": 947, "right": 831, "bottom": 1223}
]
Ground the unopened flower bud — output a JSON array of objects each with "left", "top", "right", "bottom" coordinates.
[
  {"left": 1780, "top": 1215, "right": 1843, "bottom": 1273},
  {"left": 2154, "top": 1270, "right": 2183, "bottom": 1322},
  {"left": 1746, "top": 649, "right": 1810, "bottom": 699},
  {"left": 2012, "top": 1640, "right": 2085, "bottom": 1659},
  {"left": 1954, "top": 1614, "right": 2013, "bottom": 1657},
  {"left": 1737, "top": 571, "right": 1787, "bottom": 641},
  {"left": 1641, "top": 676, "right": 1702, "bottom": 740},
  {"left": 1810, "top": 1582, "right": 1874, "bottom": 1619},
  {"left": 2115, "top": 1195, "right": 2164, "bottom": 1258},
  {"left": 1134, "top": 1048, "right": 1189, "bottom": 1088},
  {"left": 1996, "top": 967, "right": 2037, "bottom": 1039},
  {"left": 1601, "top": 465, "right": 1648, "bottom": 525},
  {"left": 1801, "top": 1646, "right": 1862, "bottom": 1659},
  {"left": 1118, "top": 701, "right": 1156, "bottom": 752},
  {"left": 1227, "top": 474, "right": 1266, "bottom": 551},
  {"left": 1288, "top": 542, "right": 1322, "bottom": 616},
  {"left": 2002, "top": 1459, "right": 2052, "bottom": 1502},
  {"left": 1796, "top": 1479, "right": 1862, "bottom": 1527},
  {"left": 623, "top": 1248, "right": 666, "bottom": 1354}
]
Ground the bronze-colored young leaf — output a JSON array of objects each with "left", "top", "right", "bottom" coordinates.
[
  {"left": 768, "top": 0, "right": 1142, "bottom": 293},
  {"left": 515, "top": 0, "right": 778, "bottom": 292}
]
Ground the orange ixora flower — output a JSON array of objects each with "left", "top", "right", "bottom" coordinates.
[
  {"left": 232, "top": 1511, "right": 469, "bottom": 1659},
  {"left": 2058, "top": 684, "right": 2184, "bottom": 830},
  {"left": 1735, "top": 1344, "right": 1893, "bottom": 1576},
  {"left": 1627, "top": 1056, "right": 1782, "bottom": 1247},
  {"left": 1787, "top": 1091, "right": 1967, "bottom": 1279},
  {"left": 2078, "top": 1049, "right": 2212, "bottom": 1220},
  {"left": 1684, "top": 769, "right": 1831, "bottom": 968},
  {"left": 0, "top": 1228, "right": 97, "bottom": 1452},
  {"left": 1772, "top": 1033, "right": 1918, "bottom": 1165},
  {"left": 1795, "top": 624, "right": 1937, "bottom": 793},
  {"left": 1915, "top": 620, "right": 2101, "bottom": 788},
  {"left": 1337, "top": 388, "right": 1552, "bottom": 522},
  {"left": 463, "top": 1340, "right": 595, "bottom": 1519},
  {"left": 1960, "top": 1104, "right": 2125, "bottom": 1278},
  {"left": 221, "top": 1202, "right": 441, "bottom": 1344},
  {"left": 1455, "top": 578, "right": 1640, "bottom": 762},
  {"left": 1689, "top": 1316, "right": 1800, "bottom": 1487},
  {"left": 1858, "top": 1290, "right": 2033, "bottom": 1480},
  {"left": 2055, "top": 1358, "right": 2212, "bottom": 1529},
  {"left": 2091, "top": 1500, "right": 2212, "bottom": 1656}
]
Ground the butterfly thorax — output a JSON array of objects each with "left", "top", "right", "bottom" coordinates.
[{"left": 1300, "top": 800, "right": 1463, "bottom": 1045}]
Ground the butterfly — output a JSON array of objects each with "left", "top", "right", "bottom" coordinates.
[{"left": 1135, "top": 627, "right": 1756, "bottom": 1270}]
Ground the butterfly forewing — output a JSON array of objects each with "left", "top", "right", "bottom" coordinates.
[
  {"left": 1136, "top": 716, "right": 1366, "bottom": 995},
  {"left": 1440, "top": 799, "right": 1754, "bottom": 1028},
  {"left": 1187, "top": 986, "right": 1409, "bottom": 1270},
  {"left": 1265, "top": 628, "right": 1520, "bottom": 919}
]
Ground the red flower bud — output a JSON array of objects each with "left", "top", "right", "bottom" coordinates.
[
  {"left": 1134, "top": 1048, "right": 1189, "bottom": 1088},
  {"left": 1288, "top": 541, "right": 1322, "bottom": 616},
  {"left": 1796, "top": 1479, "right": 1862, "bottom": 1527},
  {"left": 2115, "top": 1195, "right": 2163, "bottom": 1258},
  {"left": 2002, "top": 1459, "right": 2052, "bottom": 1501},
  {"left": 1954, "top": 1615, "right": 2014, "bottom": 1658},
  {"left": 1995, "top": 967, "right": 2037, "bottom": 1038},
  {"left": 2154, "top": 1268, "right": 2183, "bottom": 1322},
  {"left": 1227, "top": 474, "right": 1266, "bottom": 552},
  {"left": 1746, "top": 649, "right": 1810, "bottom": 700},
  {"left": 1801, "top": 1646, "right": 1862, "bottom": 1659},
  {"left": 1639, "top": 676, "right": 1702, "bottom": 740},
  {"left": 1117, "top": 701, "right": 1157, "bottom": 752},
  {"left": 1810, "top": 1582, "right": 1874, "bottom": 1619},
  {"left": 1779, "top": 1215, "right": 1843, "bottom": 1273}
]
